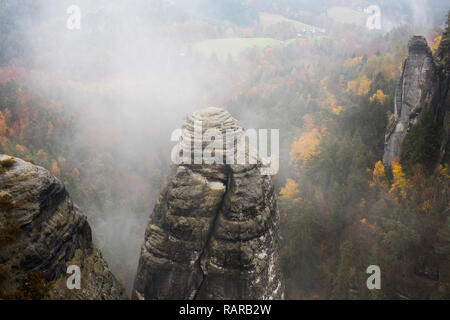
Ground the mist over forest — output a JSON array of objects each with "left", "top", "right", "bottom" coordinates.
[{"left": 0, "top": 0, "right": 450, "bottom": 300}]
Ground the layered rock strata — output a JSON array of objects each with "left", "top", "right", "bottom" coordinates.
[
  {"left": 133, "top": 107, "right": 284, "bottom": 300},
  {"left": 0, "top": 155, "right": 126, "bottom": 300}
]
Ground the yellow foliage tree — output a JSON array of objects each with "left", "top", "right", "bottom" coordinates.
[
  {"left": 323, "top": 90, "right": 343, "bottom": 115},
  {"left": 347, "top": 75, "right": 372, "bottom": 97},
  {"left": 290, "top": 126, "right": 326, "bottom": 165},
  {"left": 358, "top": 75, "right": 372, "bottom": 96},
  {"left": 373, "top": 160, "right": 385, "bottom": 179},
  {"left": 50, "top": 161, "right": 60, "bottom": 176},
  {"left": 371, "top": 160, "right": 388, "bottom": 191},
  {"left": 325, "top": 92, "right": 338, "bottom": 109},
  {"left": 431, "top": 35, "right": 442, "bottom": 54},
  {"left": 332, "top": 106, "right": 343, "bottom": 115},
  {"left": 280, "top": 178, "right": 302, "bottom": 202},
  {"left": 370, "top": 90, "right": 388, "bottom": 105},
  {"left": 390, "top": 161, "right": 408, "bottom": 202},
  {"left": 438, "top": 164, "right": 450, "bottom": 179}
]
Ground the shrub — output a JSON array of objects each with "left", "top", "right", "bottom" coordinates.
[
  {"left": 0, "top": 155, "right": 15, "bottom": 168},
  {"left": 0, "top": 155, "right": 15, "bottom": 175}
]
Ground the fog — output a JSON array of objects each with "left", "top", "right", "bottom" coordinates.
[
  {"left": 18, "top": 0, "right": 233, "bottom": 292},
  {"left": 410, "top": 0, "right": 431, "bottom": 27},
  {"left": 9, "top": 0, "right": 448, "bottom": 293}
]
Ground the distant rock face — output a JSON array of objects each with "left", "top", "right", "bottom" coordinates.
[
  {"left": 0, "top": 155, "right": 126, "bottom": 300},
  {"left": 133, "top": 107, "right": 284, "bottom": 300},
  {"left": 383, "top": 36, "right": 438, "bottom": 165},
  {"left": 434, "top": 27, "right": 450, "bottom": 164}
]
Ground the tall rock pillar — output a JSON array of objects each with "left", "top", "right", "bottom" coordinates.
[{"left": 133, "top": 107, "right": 284, "bottom": 300}]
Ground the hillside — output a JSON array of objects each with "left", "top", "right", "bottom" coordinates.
[
  {"left": 192, "top": 37, "right": 285, "bottom": 62},
  {"left": 259, "top": 12, "right": 325, "bottom": 33},
  {"left": 0, "top": 0, "right": 449, "bottom": 300}
]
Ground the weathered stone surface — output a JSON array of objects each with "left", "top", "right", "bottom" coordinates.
[
  {"left": 383, "top": 34, "right": 450, "bottom": 166},
  {"left": 0, "top": 155, "right": 126, "bottom": 300},
  {"left": 434, "top": 28, "right": 450, "bottom": 164},
  {"left": 133, "top": 107, "right": 284, "bottom": 300},
  {"left": 383, "top": 36, "right": 438, "bottom": 165}
]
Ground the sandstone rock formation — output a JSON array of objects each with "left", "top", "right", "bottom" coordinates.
[
  {"left": 383, "top": 36, "right": 438, "bottom": 165},
  {"left": 434, "top": 27, "right": 450, "bottom": 164},
  {"left": 133, "top": 107, "right": 284, "bottom": 300},
  {"left": 0, "top": 155, "right": 126, "bottom": 300}
]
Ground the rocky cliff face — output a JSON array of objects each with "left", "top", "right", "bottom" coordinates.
[
  {"left": 434, "top": 26, "right": 450, "bottom": 164},
  {"left": 0, "top": 155, "right": 126, "bottom": 300},
  {"left": 133, "top": 107, "right": 284, "bottom": 300},
  {"left": 383, "top": 36, "right": 438, "bottom": 165},
  {"left": 383, "top": 35, "right": 450, "bottom": 165}
]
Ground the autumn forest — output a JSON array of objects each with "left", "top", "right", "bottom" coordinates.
[{"left": 0, "top": 0, "right": 450, "bottom": 300}]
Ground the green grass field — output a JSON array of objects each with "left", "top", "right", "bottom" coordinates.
[
  {"left": 192, "top": 37, "right": 285, "bottom": 62},
  {"left": 259, "top": 12, "right": 324, "bottom": 33},
  {"left": 191, "top": 12, "right": 327, "bottom": 62},
  {"left": 327, "top": 6, "right": 367, "bottom": 26}
]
